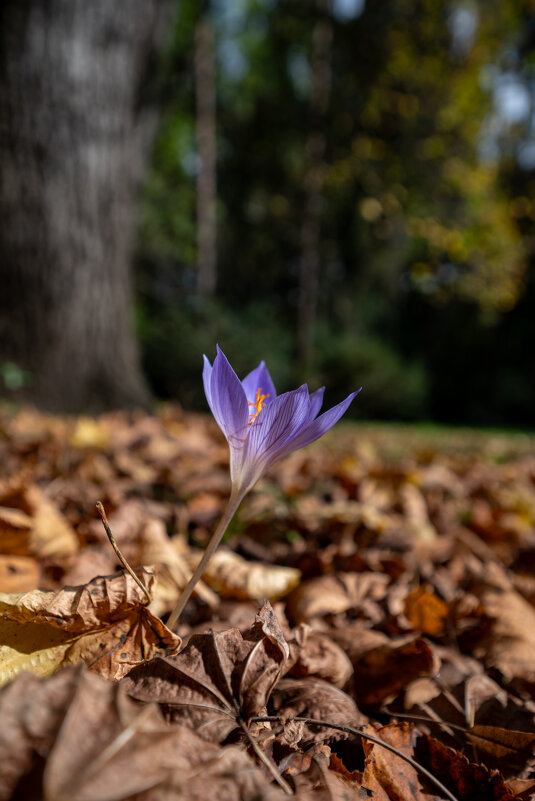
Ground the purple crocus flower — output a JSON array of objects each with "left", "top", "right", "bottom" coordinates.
[
  {"left": 167, "top": 345, "right": 361, "bottom": 628},
  {"left": 203, "top": 345, "right": 361, "bottom": 496}
]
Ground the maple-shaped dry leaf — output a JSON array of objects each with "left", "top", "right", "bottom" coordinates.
[
  {"left": 122, "top": 602, "right": 289, "bottom": 743},
  {"left": 0, "top": 571, "right": 179, "bottom": 685},
  {"left": 0, "top": 482, "right": 78, "bottom": 560},
  {"left": 285, "top": 572, "right": 389, "bottom": 624},
  {"left": 184, "top": 547, "right": 301, "bottom": 602},
  {"left": 360, "top": 722, "right": 442, "bottom": 801}
]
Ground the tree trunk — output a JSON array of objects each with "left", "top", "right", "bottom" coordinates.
[
  {"left": 297, "top": 0, "right": 333, "bottom": 373},
  {"left": 195, "top": 12, "right": 217, "bottom": 297},
  {"left": 0, "top": 0, "right": 167, "bottom": 412}
]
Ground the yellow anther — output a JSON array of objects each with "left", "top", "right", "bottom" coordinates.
[{"left": 248, "top": 388, "right": 269, "bottom": 425}]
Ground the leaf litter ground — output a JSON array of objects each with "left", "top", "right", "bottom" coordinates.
[{"left": 0, "top": 406, "right": 534, "bottom": 800}]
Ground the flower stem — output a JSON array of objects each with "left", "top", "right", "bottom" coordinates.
[{"left": 167, "top": 490, "right": 245, "bottom": 630}]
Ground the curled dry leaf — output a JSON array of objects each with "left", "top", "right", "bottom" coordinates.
[
  {"left": 270, "top": 677, "right": 366, "bottom": 748},
  {"left": 122, "top": 602, "right": 289, "bottom": 743},
  {"left": 184, "top": 547, "right": 301, "bottom": 602},
  {"left": 287, "top": 627, "right": 354, "bottom": 688},
  {"left": 0, "top": 571, "right": 180, "bottom": 685}
]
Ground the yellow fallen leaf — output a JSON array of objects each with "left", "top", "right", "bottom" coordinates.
[
  {"left": 184, "top": 547, "right": 301, "bottom": 601},
  {"left": 0, "top": 571, "right": 179, "bottom": 686}
]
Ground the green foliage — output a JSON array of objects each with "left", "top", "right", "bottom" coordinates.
[{"left": 135, "top": 0, "right": 535, "bottom": 425}]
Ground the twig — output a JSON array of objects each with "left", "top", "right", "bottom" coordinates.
[
  {"left": 251, "top": 715, "right": 460, "bottom": 801},
  {"left": 96, "top": 501, "right": 151, "bottom": 604},
  {"left": 240, "top": 720, "right": 293, "bottom": 796}
]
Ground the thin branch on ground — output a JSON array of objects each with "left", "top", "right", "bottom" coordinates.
[{"left": 251, "top": 715, "right": 460, "bottom": 801}]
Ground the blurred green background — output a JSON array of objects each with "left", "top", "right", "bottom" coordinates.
[{"left": 136, "top": 0, "right": 535, "bottom": 427}]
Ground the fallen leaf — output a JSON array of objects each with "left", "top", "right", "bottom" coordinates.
[
  {"left": 287, "top": 627, "right": 354, "bottom": 688},
  {"left": 122, "top": 602, "right": 288, "bottom": 742},
  {"left": 404, "top": 586, "right": 449, "bottom": 635},
  {"left": 286, "top": 572, "right": 389, "bottom": 624},
  {"left": 466, "top": 725, "right": 535, "bottom": 778},
  {"left": 185, "top": 547, "right": 301, "bottom": 602},
  {"left": 270, "top": 677, "right": 365, "bottom": 748},
  {"left": 0, "top": 482, "right": 78, "bottom": 560},
  {"left": 0, "top": 554, "right": 40, "bottom": 592},
  {"left": 353, "top": 637, "right": 439, "bottom": 707},
  {"left": 418, "top": 733, "right": 517, "bottom": 801},
  {"left": 0, "top": 571, "right": 179, "bottom": 684},
  {"left": 361, "top": 722, "right": 442, "bottom": 800}
]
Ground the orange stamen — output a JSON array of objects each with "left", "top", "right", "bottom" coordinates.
[{"left": 248, "top": 387, "right": 269, "bottom": 425}]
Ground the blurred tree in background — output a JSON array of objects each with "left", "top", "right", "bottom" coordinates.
[
  {"left": 137, "top": 0, "right": 535, "bottom": 425},
  {"left": 0, "top": 0, "right": 168, "bottom": 412}
]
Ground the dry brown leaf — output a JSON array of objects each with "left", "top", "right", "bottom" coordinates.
[
  {"left": 0, "top": 482, "right": 78, "bottom": 560},
  {"left": 185, "top": 547, "right": 301, "bottom": 601},
  {"left": 122, "top": 602, "right": 289, "bottom": 743},
  {"left": 404, "top": 586, "right": 449, "bottom": 635},
  {"left": 466, "top": 725, "right": 535, "bottom": 777},
  {"left": 0, "top": 665, "right": 82, "bottom": 801},
  {"left": 44, "top": 671, "right": 218, "bottom": 801},
  {"left": 0, "top": 571, "right": 180, "bottom": 684},
  {"left": 141, "top": 744, "right": 287, "bottom": 801},
  {"left": 287, "top": 627, "right": 353, "bottom": 688},
  {"left": 293, "top": 751, "right": 364, "bottom": 800},
  {"left": 270, "top": 677, "right": 365, "bottom": 748},
  {"left": 286, "top": 572, "right": 389, "bottom": 624},
  {"left": 0, "top": 554, "right": 40, "bottom": 592},
  {"left": 475, "top": 583, "right": 535, "bottom": 686},
  {"left": 361, "top": 722, "right": 442, "bottom": 800},
  {"left": 418, "top": 733, "right": 517, "bottom": 801},
  {"left": 353, "top": 637, "right": 439, "bottom": 707},
  {"left": 0, "top": 664, "right": 223, "bottom": 801}
]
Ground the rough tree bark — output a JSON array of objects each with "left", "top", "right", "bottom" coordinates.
[
  {"left": 0, "top": 0, "right": 168, "bottom": 412},
  {"left": 297, "top": 0, "right": 333, "bottom": 374}
]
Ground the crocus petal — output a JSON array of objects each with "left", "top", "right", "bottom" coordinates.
[
  {"left": 202, "top": 354, "right": 214, "bottom": 408},
  {"left": 308, "top": 386, "right": 325, "bottom": 421},
  {"left": 241, "top": 360, "right": 277, "bottom": 404},
  {"left": 209, "top": 346, "right": 249, "bottom": 442},
  {"left": 285, "top": 389, "right": 362, "bottom": 453},
  {"left": 245, "top": 384, "right": 311, "bottom": 467}
]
